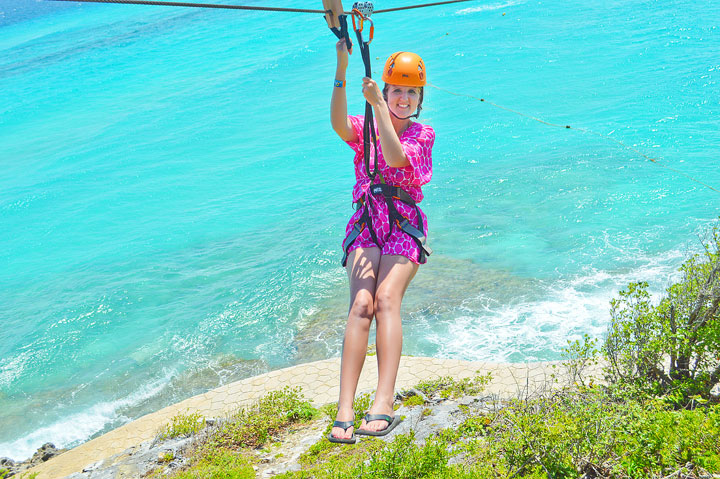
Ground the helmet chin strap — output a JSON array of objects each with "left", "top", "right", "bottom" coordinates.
[{"left": 389, "top": 109, "right": 419, "bottom": 120}]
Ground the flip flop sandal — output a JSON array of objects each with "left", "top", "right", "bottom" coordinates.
[
  {"left": 355, "top": 414, "right": 402, "bottom": 436},
  {"left": 327, "top": 419, "right": 356, "bottom": 444}
]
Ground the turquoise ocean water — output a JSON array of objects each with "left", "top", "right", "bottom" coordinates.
[{"left": 1, "top": 0, "right": 718, "bottom": 460}]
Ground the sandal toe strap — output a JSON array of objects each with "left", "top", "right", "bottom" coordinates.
[
  {"left": 332, "top": 420, "right": 355, "bottom": 431},
  {"left": 363, "top": 414, "right": 392, "bottom": 424}
]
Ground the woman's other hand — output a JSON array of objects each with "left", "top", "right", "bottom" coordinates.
[
  {"left": 362, "top": 77, "right": 385, "bottom": 108},
  {"left": 336, "top": 39, "right": 351, "bottom": 69}
]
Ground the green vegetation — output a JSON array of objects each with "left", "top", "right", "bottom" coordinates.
[
  {"left": 170, "top": 447, "right": 254, "bottom": 479},
  {"left": 604, "top": 230, "right": 720, "bottom": 405},
  {"left": 415, "top": 372, "right": 492, "bottom": 399},
  {"left": 401, "top": 394, "right": 426, "bottom": 407},
  {"left": 0, "top": 469, "right": 8, "bottom": 479},
  {"left": 210, "top": 387, "right": 316, "bottom": 450},
  {"left": 277, "top": 390, "right": 720, "bottom": 478},
  {"left": 298, "top": 436, "right": 385, "bottom": 470},
  {"left": 159, "top": 411, "right": 205, "bottom": 440},
  {"left": 462, "top": 391, "right": 720, "bottom": 478},
  {"left": 152, "top": 387, "right": 318, "bottom": 478}
]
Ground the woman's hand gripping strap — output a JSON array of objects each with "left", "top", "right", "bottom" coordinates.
[{"left": 323, "top": 0, "right": 352, "bottom": 51}]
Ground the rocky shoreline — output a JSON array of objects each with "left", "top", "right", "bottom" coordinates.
[
  {"left": 19, "top": 388, "right": 502, "bottom": 479},
  {"left": 1, "top": 443, "right": 67, "bottom": 478}
]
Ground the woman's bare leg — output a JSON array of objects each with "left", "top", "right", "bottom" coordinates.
[
  {"left": 359, "top": 254, "right": 418, "bottom": 432},
  {"left": 331, "top": 247, "right": 381, "bottom": 440}
]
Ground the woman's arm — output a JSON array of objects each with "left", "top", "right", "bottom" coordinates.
[
  {"left": 361, "top": 77, "right": 410, "bottom": 168},
  {"left": 331, "top": 39, "right": 358, "bottom": 142}
]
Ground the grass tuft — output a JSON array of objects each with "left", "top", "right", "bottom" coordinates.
[
  {"left": 416, "top": 372, "right": 492, "bottom": 399},
  {"left": 159, "top": 411, "right": 205, "bottom": 440}
]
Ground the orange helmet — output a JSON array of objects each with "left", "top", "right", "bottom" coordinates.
[{"left": 381, "top": 52, "right": 426, "bottom": 87}]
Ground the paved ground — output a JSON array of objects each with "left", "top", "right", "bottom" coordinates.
[{"left": 27, "top": 355, "right": 585, "bottom": 479}]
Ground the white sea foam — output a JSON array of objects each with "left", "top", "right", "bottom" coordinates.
[
  {"left": 0, "top": 374, "right": 172, "bottom": 461},
  {"left": 427, "top": 248, "right": 687, "bottom": 362},
  {"left": 456, "top": 0, "right": 524, "bottom": 15}
]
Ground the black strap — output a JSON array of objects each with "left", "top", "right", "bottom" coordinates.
[
  {"left": 370, "top": 184, "right": 416, "bottom": 206},
  {"left": 373, "top": 184, "right": 432, "bottom": 264},
  {"left": 353, "top": 22, "right": 379, "bottom": 182},
  {"left": 329, "top": 15, "right": 352, "bottom": 52},
  {"left": 341, "top": 199, "right": 378, "bottom": 267}
]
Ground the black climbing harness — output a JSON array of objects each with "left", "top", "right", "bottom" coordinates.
[
  {"left": 341, "top": 183, "right": 432, "bottom": 266},
  {"left": 339, "top": 3, "right": 433, "bottom": 267}
]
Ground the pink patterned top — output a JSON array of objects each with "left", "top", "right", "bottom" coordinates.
[{"left": 346, "top": 115, "right": 434, "bottom": 203}]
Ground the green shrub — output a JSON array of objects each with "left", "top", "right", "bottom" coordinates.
[
  {"left": 604, "top": 227, "right": 720, "bottom": 403},
  {"left": 160, "top": 387, "right": 317, "bottom": 478},
  {"left": 159, "top": 411, "right": 205, "bottom": 440},
  {"left": 359, "top": 432, "right": 454, "bottom": 478},
  {"left": 287, "top": 433, "right": 453, "bottom": 479},
  {"left": 172, "top": 447, "right": 254, "bottom": 479},
  {"left": 460, "top": 389, "right": 720, "bottom": 478},
  {"left": 561, "top": 333, "right": 599, "bottom": 387},
  {"left": 211, "top": 386, "right": 316, "bottom": 449},
  {"left": 402, "top": 394, "right": 426, "bottom": 407}
]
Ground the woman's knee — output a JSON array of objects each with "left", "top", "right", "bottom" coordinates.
[
  {"left": 349, "top": 292, "right": 374, "bottom": 322},
  {"left": 374, "top": 289, "right": 399, "bottom": 317}
]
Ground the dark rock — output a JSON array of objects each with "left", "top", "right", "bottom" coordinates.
[{"left": 29, "top": 443, "right": 65, "bottom": 465}]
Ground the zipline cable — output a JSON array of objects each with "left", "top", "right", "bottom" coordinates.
[
  {"left": 428, "top": 82, "right": 719, "bottom": 194},
  {"left": 374, "top": 0, "right": 478, "bottom": 14}
]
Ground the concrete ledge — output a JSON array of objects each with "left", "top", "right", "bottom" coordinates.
[{"left": 27, "top": 355, "right": 579, "bottom": 479}]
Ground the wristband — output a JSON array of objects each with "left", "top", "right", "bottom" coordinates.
[{"left": 334, "top": 79, "right": 346, "bottom": 88}]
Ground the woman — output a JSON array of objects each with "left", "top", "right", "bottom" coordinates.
[{"left": 328, "top": 38, "right": 435, "bottom": 443}]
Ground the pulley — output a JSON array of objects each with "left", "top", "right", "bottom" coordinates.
[{"left": 352, "top": 1, "right": 374, "bottom": 17}]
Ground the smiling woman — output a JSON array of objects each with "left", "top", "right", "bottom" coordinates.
[
  {"left": 327, "top": 22, "right": 436, "bottom": 442},
  {"left": 384, "top": 84, "right": 423, "bottom": 120}
]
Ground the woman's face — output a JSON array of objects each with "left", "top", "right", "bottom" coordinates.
[{"left": 385, "top": 84, "right": 421, "bottom": 118}]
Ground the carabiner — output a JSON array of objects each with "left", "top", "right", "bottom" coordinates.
[
  {"left": 365, "top": 17, "right": 374, "bottom": 43},
  {"left": 351, "top": 8, "right": 364, "bottom": 32},
  {"left": 351, "top": 8, "right": 374, "bottom": 44}
]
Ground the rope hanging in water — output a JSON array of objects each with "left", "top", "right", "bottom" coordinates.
[{"left": 428, "top": 82, "right": 719, "bottom": 194}]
